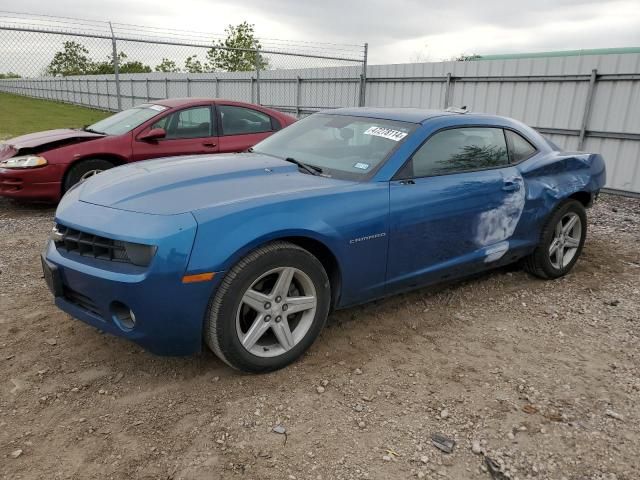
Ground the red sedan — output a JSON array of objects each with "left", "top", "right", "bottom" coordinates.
[{"left": 0, "top": 98, "right": 296, "bottom": 202}]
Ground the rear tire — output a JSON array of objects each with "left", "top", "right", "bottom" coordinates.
[
  {"left": 205, "top": 241, "right": 331, "bottom": 373},
  {"left": 63, "top": 159, "right": 115, "bottom": 193},
  {"left": 524, "top": 199, "right": 587, "bottom": 279}
]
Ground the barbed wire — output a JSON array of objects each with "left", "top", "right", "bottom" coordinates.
[{"left": 0, "top": 11, "right": 365, "bottom": 59}]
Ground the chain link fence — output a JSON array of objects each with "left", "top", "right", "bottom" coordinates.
[{"left": 0, "top": 12, "right": 367, "bottom": 115}]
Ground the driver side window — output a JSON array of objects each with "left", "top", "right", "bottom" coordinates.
[
  {"left": 152, "top": 106, "right": 213, "bottom": 139},
  {"left": 402, "top": 127, "right": 508, "bottom": 178}
]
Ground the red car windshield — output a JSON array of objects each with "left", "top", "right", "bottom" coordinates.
[{"left": 86, "top": 104, "right": 168, "bottom": 135}]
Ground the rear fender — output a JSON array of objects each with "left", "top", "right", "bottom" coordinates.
[{"left": 518, "top": 152, "right": 606, "bottom": 237}]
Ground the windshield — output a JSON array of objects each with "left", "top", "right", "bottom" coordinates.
[
  {"left": 86, "top": 104, "right": 168, "bottom": 135},
  {"left": 252, "top": 114, "right": 416, "bottom": 180}
]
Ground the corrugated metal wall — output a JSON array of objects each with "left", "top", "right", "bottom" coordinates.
[
  {"left": 1, "top": 53, "right": 639, "bottom": 193},
  {"left": 364, "top": 54, "right": 640, "bottom": 194}
]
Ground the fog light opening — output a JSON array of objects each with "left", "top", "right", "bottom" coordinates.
[{"left": 111, "top": 301, "right": 136, "bottom": 331}]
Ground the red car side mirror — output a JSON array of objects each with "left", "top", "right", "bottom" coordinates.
[{"left": 139, "top": 128, "right": 166, "bottom": 142}]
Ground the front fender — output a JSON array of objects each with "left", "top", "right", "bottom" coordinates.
[
  {"left": 187, "top": 183, "right": 390, "bottom": 307},
  {"left": 191, "top": 220, "right": 342, "bottom": 275}
]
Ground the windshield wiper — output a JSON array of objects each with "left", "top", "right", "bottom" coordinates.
[
  {"left": 82, "top": 126, "right": 105, "bottom": 135},
  {"left": 284, "top": 157, "right": 323, "bottom": 176}
]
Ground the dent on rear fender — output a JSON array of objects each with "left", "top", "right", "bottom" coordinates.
[{"left": 521, "top": 153, "right": 605, "bottom": 226}]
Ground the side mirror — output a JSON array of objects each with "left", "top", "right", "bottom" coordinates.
[{"left": 139, "top": 128, "right": 166, "bottom": 142}]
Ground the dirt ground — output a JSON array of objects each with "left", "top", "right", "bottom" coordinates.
[{"left": 0, "top": 193, "right": 638, "bottom": 480}]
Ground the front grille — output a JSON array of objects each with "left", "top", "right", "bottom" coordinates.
[
  {"left": 64, "top": 287, "right": 102, "bottom": 317},
  {"left": 54, "top": 224, "right": 130, "bottom": 263}
]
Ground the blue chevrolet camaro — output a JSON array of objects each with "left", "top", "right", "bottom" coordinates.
[{"left": 42, "top": 107, "right": 606, "bottom": 372}]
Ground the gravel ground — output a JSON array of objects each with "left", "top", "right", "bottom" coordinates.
[{"left": 0, "top": 193, "right": 638, "bottom": 480}]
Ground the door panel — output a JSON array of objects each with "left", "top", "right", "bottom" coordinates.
[
  {"left": 217, "top": 132, "right": 272, "bottom": 153},
  {"left": 217, "top": 104, "right": 276, "bottom": 153},
  {"left": 132, "top": 105, "right": 219, "bottom": 161},
  {"left": 386, "top": 166, "right": 525, "bottom": 292}
]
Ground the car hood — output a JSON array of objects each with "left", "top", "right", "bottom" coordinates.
[
  {"left": 0, "top": 129, "right": 104, "bottom": 160},
  {"left": 76, "top": 153, "right": 354, "bottom": 215}
]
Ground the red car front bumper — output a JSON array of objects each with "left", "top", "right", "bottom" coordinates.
[{"left": 0, "top": 164, "right": 64, "bottom": 202}]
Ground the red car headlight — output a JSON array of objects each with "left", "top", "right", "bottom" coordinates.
[{"left": 0, "top": 155, "right": 48, "bottom": 169}]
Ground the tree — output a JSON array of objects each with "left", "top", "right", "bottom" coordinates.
[
  {"left": 206, "top": 22, "right": 268, "bottom": 72},
  {"left": 47, "top": 43, "right": 152, "bottom": 76},
  {"left": 184, "top": 55, "right": 204, "bottom": 73},
  {"left": 90, "top": 52, "right": 126, "bottom": 75},
  {"left": 0, "top": 72, "right": 21, "bottom": 79},
  {"left": 91, "top": 52, "right": 152, "bottom": 74},
  {"left": 155, "top": 58, "right": 180, "bottom": 73},
  {"left": 47, "top": 41, "right": 93, "bottom": 76},
  {"left": 454, "top": 53, "right": 482, "bottom": 61},
  {"left": 119, "top": 59, "right": 152, "bottom": 74}
]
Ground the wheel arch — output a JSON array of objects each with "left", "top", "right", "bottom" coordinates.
[
  {"left": 567, "top": 190, "right": 593, "bottom": 208},
  {"left": 278, "top": 235, "right": 342, "bottom": 311},
  {"left": 212, "top": 232, "right": 343, "bottom": 311},
  {"left": 61, "top": 154, "right": 128, "bottom": 195}
]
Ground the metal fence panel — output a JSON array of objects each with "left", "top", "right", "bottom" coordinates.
[
  {"left": 1, "top": 14, "right": 639, "bottom": 193},
  {"left": 358, "top": 54, "right": 640, "bottom": 194}
]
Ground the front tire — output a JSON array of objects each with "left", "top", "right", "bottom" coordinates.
[
  {"left": 63, "top": 159, "right": 115, "bottom": 193},
  {"left": 205, "top": 241, "right": 331, "bottom": 373},
  {"left": 524, "top": 199, "right": 587, "bottom": 279}
]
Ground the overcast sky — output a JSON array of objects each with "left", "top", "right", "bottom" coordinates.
[{"left": 5, "top": 0, "right": 640, "bottom": 64}]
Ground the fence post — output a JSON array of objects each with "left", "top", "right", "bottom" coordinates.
[
  {"left": 105, "top": 78, "right": 110, "bottom": 110},
  {"left": 186, "top": 77, "right": 191, "bottom": 97},
  {"left": 251, "top": 77, "right": 255, "bottom": 103},
  {"left": 109, "top": 22, "right": 122, "bottom": 111},
  {"left": 444, "top": 72, "right": 452, "bottom": 108},
  {"left": 255, "top": 45, "right": 261, "bottom": 105},
  {"left": 165, "top": 77, "right": 169, "bottom": 98},
  {"left": 145, "top": 79, "right": 150, "bottom": 101},
  {"left": 578, "top": 68, "right": 598, "bottom": 151},
  {"left": 296, "top": 76, "right": 302, "bottom": 118},
  {"left": 358, "top": 42, "right": 368, "bottom": 107},
  {"left": 215, "top": 77, "right": 219, "bottom": 98}
]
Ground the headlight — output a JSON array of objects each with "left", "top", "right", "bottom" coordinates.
[
  {"left": 0, "top": 155, "right": 48, "bottom": 169},
  {"left": 113, "top": 240, "right": 157, "bottom": 266}
]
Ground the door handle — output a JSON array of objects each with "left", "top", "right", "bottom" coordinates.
[
  {"left": 502, "top": 178, "right": 522, "bottom": 192},
  {"left": 202, "top": 142, "right": 217, "bottom": 148}
]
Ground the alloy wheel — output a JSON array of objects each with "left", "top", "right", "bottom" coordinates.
[
  {"left": 548, "top": 212, "right": 582, "bottom": 269},
  {"left": 79, "top": 169, "right": 103, "bottom": 181},
  {"left": 235, "top": 266, "right": 317, "bottom": 357}
]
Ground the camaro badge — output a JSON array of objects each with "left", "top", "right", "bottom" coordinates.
[{"left": 349, "top": 232, "right": 387, "bottom": 244}]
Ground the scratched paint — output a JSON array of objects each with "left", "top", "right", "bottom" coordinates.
[{"left": 475, "top": 186, "right": 526, "bottom": 252}]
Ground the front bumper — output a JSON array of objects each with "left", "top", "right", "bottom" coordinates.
[
  {"left": 43, "top": 199, "right": 219, "bottom": 355},
  {"left": 0, "top": 164, "right": 64, "bottom": 202}
]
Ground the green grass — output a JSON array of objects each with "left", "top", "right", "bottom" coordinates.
[{"left": 0, "top": 92, "right": 111, "bottom": 139}]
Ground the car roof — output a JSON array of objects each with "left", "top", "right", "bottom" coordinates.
[
  {"left": 153, "top": 98, "right": 214, "bottom": 108},
  {"left": 154, "top": 98, "right": 267, "bottom": 108},
  {"left": 323, "top": 107, "right": 461, "bottom": 124}
]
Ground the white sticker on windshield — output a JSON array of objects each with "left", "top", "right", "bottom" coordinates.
[
  {"left": 354, "top": 162, "right": 370, "bottom": 170},
  {"left": 364, "top": 126, "right": 408, "bottom": 142},
  {"left": 149, "top": 104, "right": 167, "bottom": 111}
]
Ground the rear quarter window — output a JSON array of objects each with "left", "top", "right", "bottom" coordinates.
[{"left": 506, "top": 130, "right": 537, "bottom": 162}]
